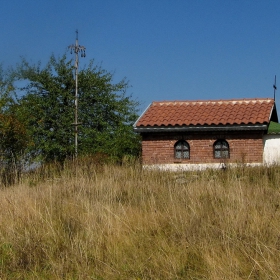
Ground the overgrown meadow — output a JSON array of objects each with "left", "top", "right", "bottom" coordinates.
[{"left": 0, "top": 158, "right": 280, "bottom": 279}]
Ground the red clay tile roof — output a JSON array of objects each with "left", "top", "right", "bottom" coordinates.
[{"left": 135, "top": 98, "right": 276, "bottom": 127}]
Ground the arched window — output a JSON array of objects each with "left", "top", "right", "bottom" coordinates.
[
  {"left": 174, "top": 140, "right": 190, "bottom": 159},
  {"left": 214, "top": 140, "right": 229, "bottom": 159}
]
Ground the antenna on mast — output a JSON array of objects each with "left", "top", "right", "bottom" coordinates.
[
  {"left": 273, "top": 75, "right": 277, "bottom": 101},
  {"left": 68, "top": 30, "right": 86, "bottom": 158}
]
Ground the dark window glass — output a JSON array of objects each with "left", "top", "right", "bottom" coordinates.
[
  {"left": 175, "top": 140, "right": 190, "bottom": 159},
  {"left": 214, "top": 140, "right": 229, "bottom": 159}
]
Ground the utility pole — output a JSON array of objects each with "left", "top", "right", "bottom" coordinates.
[{"left": 68, "top": 30, "right": 86, "bottom": 158}]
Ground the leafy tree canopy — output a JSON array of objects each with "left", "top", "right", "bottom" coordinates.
[
  {"left": 0, "top": 65, "right": 16, "bottom": 113},
  {"left": 0, "top": 65, "right": 29, "bottom": 185},
  {"left": 14, "top": 54, "right": 140, "bottom": 163},
  {"left": 0, "top": 66, "right": 28, "bottom": 161}
]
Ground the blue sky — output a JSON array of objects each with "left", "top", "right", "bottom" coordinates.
[{"left": 1, "top": 0, "right": 280, "bottom": 112}]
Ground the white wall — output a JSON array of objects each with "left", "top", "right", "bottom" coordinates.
[
  {"left": 143, "top": 162, "right": 262, "bottom": 171},
  {"left": 263, "top": 135, "right": 280, "bottom": 165}
]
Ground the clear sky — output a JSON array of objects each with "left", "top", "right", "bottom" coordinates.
[{"left": 1, "top": 0, "right": 280, "bottom": 113}]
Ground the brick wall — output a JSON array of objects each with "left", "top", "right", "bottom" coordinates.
[{"left": 141, "top": 131, "right": 264, "bottom": 165}]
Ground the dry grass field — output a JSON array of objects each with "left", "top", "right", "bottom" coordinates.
[{"left": 0, "top": 158, "right": 280, "bottom": 279}]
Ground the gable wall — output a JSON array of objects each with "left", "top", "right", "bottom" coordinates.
[
  {"left": 141, "top": 131, "right": 264, "bottom": 165},
  {"left": 263, "top": 135, "right": 280, "bottom": 164}
]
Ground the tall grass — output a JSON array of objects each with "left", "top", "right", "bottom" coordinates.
[{"left": 0, "top": 159, "right": 280, "bottom": 279}]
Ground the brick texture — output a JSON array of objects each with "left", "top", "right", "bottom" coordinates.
[{"left": 141, "top": 131, "right": 264, "bottom": 165}]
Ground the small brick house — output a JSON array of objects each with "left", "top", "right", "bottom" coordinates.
[{"left": 134, "top": 98, "right": 278, "bottom": 170}]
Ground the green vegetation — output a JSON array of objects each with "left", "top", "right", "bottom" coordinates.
[
  {"left": 0, "top": 161, "right": 280, "bottom": 279},
  {"left": 0, "top": 55, "right": 140, "bottom": 173},
  {"left": 0, "top": 66, "right": 29, "bottom": 186},
  {"left": 268, "top": 121, "right": 280, "bottom": 134},
  {"left": 16, "top": 55, "right": 140, "bottom": 163}
]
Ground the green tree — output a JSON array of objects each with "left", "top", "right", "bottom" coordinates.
[
  {"left": 15, "top": 55, "right": 140, "bottom": 163},
  {"left": 0, "top": 65, "right": 15, "bottom": 112},
  {"left": 0, "top": 66, "right": 29, "bottom": 185}
]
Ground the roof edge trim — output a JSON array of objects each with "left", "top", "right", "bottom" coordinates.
[
  {"left": 134, "top": 124, "right": 268, "bottom": 133},
  {"left": 269, "top": 102, "right": 275, "bottom": 121},
  {"left": 133, "top": 103, "right": 153, "bottom": 128}
]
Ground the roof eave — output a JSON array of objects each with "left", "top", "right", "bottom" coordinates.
[{"left": 134, "top": 124, "right": 268, "bottom": 133}]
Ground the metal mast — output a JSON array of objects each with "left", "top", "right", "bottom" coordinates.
[
  {"left": 273, "top": 75, "right": 277, "bottom": 101},
  {"left": 68, "top": 30, "right": 86, "bottom": 157}
]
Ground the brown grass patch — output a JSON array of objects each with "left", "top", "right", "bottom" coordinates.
[{"left": 0, "top": 160, "right": 280, "bottom": 279}]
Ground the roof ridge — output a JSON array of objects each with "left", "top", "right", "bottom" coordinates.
[{"left": 152, "top": 97, "right": 274, "bottom": 105}]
